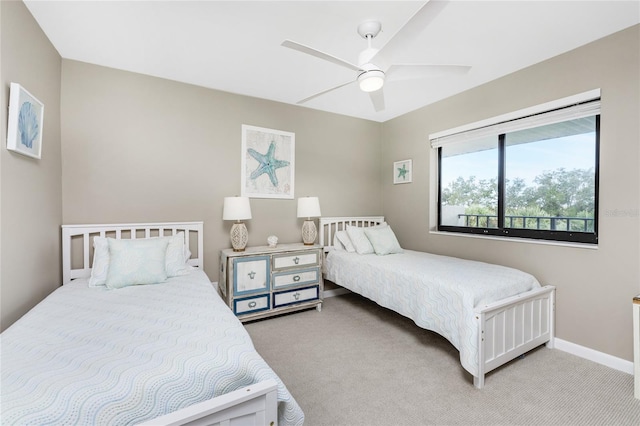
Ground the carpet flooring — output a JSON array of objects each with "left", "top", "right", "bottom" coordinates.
[{"left": 245, "top": 292, "right": 640, "bottom": 426}]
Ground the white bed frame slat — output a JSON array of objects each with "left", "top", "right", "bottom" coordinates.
[
  {"left": 319, "top": 216, "right": 555, "bottom": 389},
  {"left": 82, "top": 235, "right": 90, "bottom": 271}
]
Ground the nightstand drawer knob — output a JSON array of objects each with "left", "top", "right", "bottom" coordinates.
[
  {"left": 293, "top": 257, "right": 300, "bottom": 264},
  {"left": 248, "top": 301, "right": 257, "bottom": 308},
  {"left": 293, "top": 292, "right": 300, "bottom": 300},
  {"left": 293, "top": 275, "right": 301, "bottom": 282},
  {"left": 248, "top": 271, "right": 256, "bottom": 279}
]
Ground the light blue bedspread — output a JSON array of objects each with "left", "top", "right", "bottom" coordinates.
[
  {"left": 0, "top": 270, "right": 304, "bottom": 425},
  {"left": 324, "top": 250, "right": 541, "bottom": 377}
]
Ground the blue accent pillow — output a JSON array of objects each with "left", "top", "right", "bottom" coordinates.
[{"left": 105, "top": 238, "right": 170, "bottom": 289}]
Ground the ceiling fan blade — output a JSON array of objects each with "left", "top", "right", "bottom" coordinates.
[
  {"left": 296, "top": 80, "right": 355, "bottom": 104},
  {"left": 369, "top": 90, "right": 385, "bottom": 112},
  {"left": 386, "top": 64, "right": 471, "bottom": 82},
  {"left": 372, "top": 0, "right": 450, "bottom": 67},
  {"left": 282, "top": 40, "right": 362, "bottom": 72}
]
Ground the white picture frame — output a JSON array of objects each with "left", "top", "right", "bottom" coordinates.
[
  {"left": 7, "top": 82, "right": 44, "bottom": 159},
  {"left": 393, "top": 159, "right": 412, "bottom": 184},
  {"left": 241, "top": 124, "right": 295, "bottom": 199}
]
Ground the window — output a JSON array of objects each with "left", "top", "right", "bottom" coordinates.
[{"left": 432, "top": 93, "right": 600, "bottom": 244}]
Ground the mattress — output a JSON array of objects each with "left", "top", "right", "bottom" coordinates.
[
  {"left": 324, "top": 249, "right": 541, "bottom": 377},
  {"left": 0, "top": 270, "right": 304, "bottom": 425}
]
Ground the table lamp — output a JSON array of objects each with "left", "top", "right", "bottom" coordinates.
[
  {"left": 223, "top": 196, "right": 252, "bottom": 251},
  {"left": 297, "top": 196, "right": 321, "bottom": 245}
]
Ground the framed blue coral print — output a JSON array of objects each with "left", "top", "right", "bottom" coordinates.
[
  {"left": 241, "top": 124, "right": 295, "bottom": 199},
  {"left": 7, "top": 83, "right": 44, "bottom": 159}
]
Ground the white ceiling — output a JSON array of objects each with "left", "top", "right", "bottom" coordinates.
[{"left": 24, "top": 1, "right": 640, "bottom": 122}]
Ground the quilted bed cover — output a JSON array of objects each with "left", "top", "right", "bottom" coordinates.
[
  {"left": 324, "top": 249, "right": 541, "bottom": 377},
  {"left": 0, "top": 270, "right": 304, "bottom": 425}
]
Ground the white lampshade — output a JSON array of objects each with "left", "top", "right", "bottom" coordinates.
[
  {"left": 297, "top": 197, "right": 321, "bottom": 219},
  {"left": 358, "top": 70, "right": 385, "bottom": 92},
  {"left": 223, "top": 197, "right": 252, "bottom": 221}
]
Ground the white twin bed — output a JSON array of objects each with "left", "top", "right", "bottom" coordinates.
[
  {"left": 320, "top": 216, "right": 556, "bottom": 389},
  {"left": 1, "top": 222, "right": 304, "bottom": 426}
]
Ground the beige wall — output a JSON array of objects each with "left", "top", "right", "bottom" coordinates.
[
  {"left": 61, "top": 60, "right": 382, "bottom": 281},
  {"left": 382, "top": 25, "right": 640, "bottom": 361},
  {"left": 1, "top": 0, "right": 62, "bottom": 331}
]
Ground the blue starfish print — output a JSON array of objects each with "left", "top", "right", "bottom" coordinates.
[
  {"left": 397, "top": 164, "right": 408, "bottom": 180},
  {"left": 248, "top": 141, "right": 290, "bottom": 187}
]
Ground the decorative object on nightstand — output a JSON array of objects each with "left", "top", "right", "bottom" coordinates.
[
  {"left": 267, "top": 235, "right": 278, "bottom": 248},
  {"left": 219, "top": 243, "right": 323, "bottom": 321},
  {"left": 223, "top": 196, "right": 252, "bottom": 252},
  {"left": 297, "top": 196, "right": 321, "bottom": 245}
]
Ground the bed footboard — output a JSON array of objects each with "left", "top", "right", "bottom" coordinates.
[
  {"left": 474, "top": 285, "right": 555, "bottom": 388},
  {"left": 138, "top": 379, "right": 279, "bottom": 426}
]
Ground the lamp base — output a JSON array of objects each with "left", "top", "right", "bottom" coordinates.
[
  {"left": 230, "top": 221, "right": 248, "bottom": 251},
  {"left": 301, "top": 219, "right": 317, "bottom": 245}
]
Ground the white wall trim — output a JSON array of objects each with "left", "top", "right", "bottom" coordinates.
[{"left": 554, "top": 338, "right": 633, "bottom": 375}]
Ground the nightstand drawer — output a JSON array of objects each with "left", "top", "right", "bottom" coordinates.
[
  {"left": 273, "top": 267, "right": 320, "bottom": 289},
  {"left": 233, "top": 256, "right": 270, "bottom": 295},
  {"left": 234, "top": 294, "right": 270, "bottom": 315},
  {"left": 273, "top": 250, "right": 319, "bottom": 270},
  {"left": 273, "top": 286, "right": 319, "bottom": 308}
]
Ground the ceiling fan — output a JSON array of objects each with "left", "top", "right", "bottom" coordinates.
[{"left": 281, "top": 0, "right": 470, "bottom": 112}]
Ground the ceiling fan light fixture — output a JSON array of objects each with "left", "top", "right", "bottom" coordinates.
[{"left": 358, "top": 69, "right": 385, "bottom": 92}]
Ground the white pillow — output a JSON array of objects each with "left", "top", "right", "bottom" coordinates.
[
  {"left": 89, "top": 237, "right": 110, "bottom": 287},
  {"left": 164, "top": 232, "right": 192, "bottom": 277},
  {"left": 346, "top": 225, "right": 375, "bottom": 255},
  {"left": 89, "top": 232, "right": 190, "bottom": 287},
  {"left": 105, "top": 238, "right": 169, "bottom": 289},
  {"left": 334, "top": 230, "right": 356, "bottom": 253},
  {"left": 364, "top": 225, "right": 403, "bottom": 255},
  {"left": 332, "top": 236, "right": 345, "bottom": 251}
]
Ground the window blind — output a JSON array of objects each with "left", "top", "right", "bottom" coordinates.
[{"left": 429, "top": 90, "right": 601, "bottom": 149}]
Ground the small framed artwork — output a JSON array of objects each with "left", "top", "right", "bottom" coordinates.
[
  {"left": 241, "top": 124, "right": 295, "bottom": 199},
  {"left": 393, "top": 159, "right": 412, "bottom": 184},
  {"left": 7, "top": 82, "right": 44, "bottom": 159}
]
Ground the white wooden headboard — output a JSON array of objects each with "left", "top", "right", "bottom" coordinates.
[
  {"left": 61, "top": 221, "right": 204, "bottom": 285},
  {"left": 319, "top": 216, "right": 385, "bottom": 252}
]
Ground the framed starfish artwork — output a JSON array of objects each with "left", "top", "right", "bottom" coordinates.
[
  {"left": 241, "top": 124, "right": 295, "bottom": 199},
  {"left": 393, "top": 159, "right": 412, "bottom": 184}
]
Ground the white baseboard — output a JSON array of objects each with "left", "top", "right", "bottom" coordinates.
[
  {"left": 322, "top": 287, "right": 633, "bottom": 375},
  {"left": 554, "top": 338, "right": 633, "bottom": 375}
]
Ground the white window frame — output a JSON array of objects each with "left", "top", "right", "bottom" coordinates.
[{"left": 428, "top": 89, "right": 601, "bottom": 246}]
